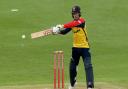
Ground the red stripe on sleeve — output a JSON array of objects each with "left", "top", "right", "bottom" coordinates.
[{"left": 63, "top": 18, "right": 85, "bottom": 28}]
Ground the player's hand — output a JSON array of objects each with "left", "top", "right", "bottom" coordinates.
[
  {"left": 52, "top": 26, "right": 60, "bottom": 35},
  {"left": 56, "top": 24, "right": 64, "bottom": 30}
]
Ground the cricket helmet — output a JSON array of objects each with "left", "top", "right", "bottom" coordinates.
[{"left": 72, "top": 5, "right": 81, "bottom": 17}]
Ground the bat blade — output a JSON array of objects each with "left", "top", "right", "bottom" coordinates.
[{"left": 31, "top": 29, "right": 53, "bottom": 39}]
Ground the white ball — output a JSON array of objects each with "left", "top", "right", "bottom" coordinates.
[{"left": 22, "top": 35, "right": 26, "bottom": 39}]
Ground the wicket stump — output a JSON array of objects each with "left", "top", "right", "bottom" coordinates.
[{"left": 54, "top": 51, "right": 64, "bottom": 89}]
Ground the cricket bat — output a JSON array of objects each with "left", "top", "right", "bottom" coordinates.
[{"left": 31, "top": 29, "right": 53, "bottom": 39}]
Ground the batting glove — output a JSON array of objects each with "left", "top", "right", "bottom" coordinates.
[
  {"left": 52, "top": 26, "right": 60, "bottom": 35},
  {"left": 56, "top": 24, "right": 64, "bottom": 30}
]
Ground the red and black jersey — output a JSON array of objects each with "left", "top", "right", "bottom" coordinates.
[{"left": 61, "top": 17, "right": 90, "bottom": 48}]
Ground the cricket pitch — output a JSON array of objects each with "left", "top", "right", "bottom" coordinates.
[{"left": 0, "top": 82, "right": 127, "bottom": 89}]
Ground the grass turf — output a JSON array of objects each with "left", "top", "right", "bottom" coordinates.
[{"left": 0, "top": 0, "right": 128, "bottom": 88}]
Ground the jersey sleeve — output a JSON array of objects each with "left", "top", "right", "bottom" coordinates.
[
  {"left": 63, "top": 18, "right": 85, "bottom": 28},
  {"left": 60, "top": 28, "right": 71, "bottom": 35}
]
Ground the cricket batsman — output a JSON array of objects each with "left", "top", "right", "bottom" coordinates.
[{"left": 52, "top": 5, "right": 94, "bottom": 89}]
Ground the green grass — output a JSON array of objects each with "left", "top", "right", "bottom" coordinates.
[{"left": 0, "top": 0, "right": 128, "bottom": 88}]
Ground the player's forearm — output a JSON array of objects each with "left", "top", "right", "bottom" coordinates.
[{"left": 60, "top": 28, "right": 71, "bottom": 35}]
